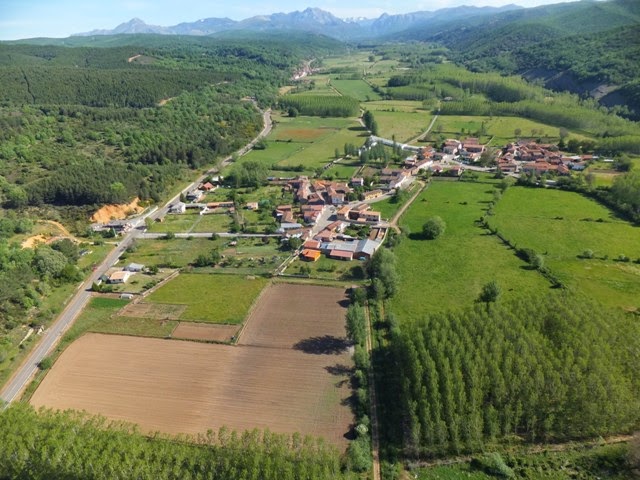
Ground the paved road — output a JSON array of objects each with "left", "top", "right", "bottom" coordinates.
[{"left": 0, "top": 108, "right": 273, "bottom": 406}]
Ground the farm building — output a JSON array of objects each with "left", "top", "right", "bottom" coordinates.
[
  {"left": 169, "top": 202, "right": 186, "bottom": 214},
  {"left": 300, "top": 249, "right": 322, "bottom": 262},
  {"left": 329, "top": 250, "right": 354, "bottom": 261},
  {"left": 108, "top": 271, "right": 131, "bottom": 284},
  {"left": 125, "top": 263, "right": 145, "bottom": 272}
]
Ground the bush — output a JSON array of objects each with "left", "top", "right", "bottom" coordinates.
[
  {"left": 422, "top": 216, "right": 446, "bottom": 239},
  {"left": 471, "top": 453, "right": 515, "bottom": 478}
]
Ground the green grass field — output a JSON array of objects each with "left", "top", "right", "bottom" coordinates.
[
  {"left": 432, "top": 115, "right": 594, "bottom": 146},
  {"left": 331, "top": 79, "right": 381, "bottom": 101},
  {"left": 125, "top": 238, "right": 224, "bottom": 269},
  {"left": 490, "top": 186, "right": 640, "bottom": 311},
  {"left": 146, "top": 273, "right": 268, "bottom": 324},
  {"left": 390, "top": 178, "right": 551, "bottom": 320},
  {"left": 372, "top": 110, "right": 433, "bottom": 143}
]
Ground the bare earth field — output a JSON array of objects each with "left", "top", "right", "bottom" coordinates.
[
  {"left": 172, "top": 322, "right": 239, "bottom": 342},
  {"left": 239, "top": 283, "right": 350, "bottom": 350},
  {"left": 31, "top": 284, "right": 354, "bottom": 448},
  {"left": 119, "top": 302, "right": 186, "bottom": 320}
]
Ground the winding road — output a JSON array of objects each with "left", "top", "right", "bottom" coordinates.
[{"left": 0, "top": 108, "right": 273, "bottom": 406}]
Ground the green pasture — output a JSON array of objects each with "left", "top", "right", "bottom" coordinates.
[
  {"left": 190, "top": 213, "right": 233, "bottom": 233},
  {"left": 432, "top": 115, "right": 593, "bottom": 146},
  {"left": 148, "top": 212, "right": 200, "bottom": 234},
  {"left": 67, "top": 297, "right": 178, "bottom": 339},
  {"left": 372, "top": 110, "right": 433, "bottom": 143},
  {"left": 370, "top": 195, "right": 404, "bottom": 221},
  {"left": 277, "top": 118, "right": 366, "bottom": 170},
  {"left": 146, "top": 273, "right": 268, "bottom": 324},
  {"left": 125, "top": 237, "right": 224, "bottom": 269},
  {"left": 490, "top": 186, "right": 640, "bottom": 310},
  {"left": 390, "top": 178, "right": 551, "bottom": 321},
  {"left": 323, "top": 161, "right": 360, "bottom": 180},
  {"left": 331, "top": 79, "right": 381, "bottom": 101}
]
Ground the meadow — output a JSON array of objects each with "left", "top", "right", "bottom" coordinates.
[
  {"left": 389, "top": 178, "right": 551, "bottom": 320},
  {"left": 331, "top": 79, "right": 381, "bottom": 101},
  {"left": 125, "top": 237, "right": 225, "bottom": 268},
  {"left": 431, "top": 115, "right": 594, "bottom": 146},
  {"left": 490, "top": 186, "right": 640, "bottom": 311},
  {"left": 146, "top": 273, "right": 268, "bottom": 324}
]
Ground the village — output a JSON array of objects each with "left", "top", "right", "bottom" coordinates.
[{"left": 89, "top": 132, "right": 599, "bottom": 291}]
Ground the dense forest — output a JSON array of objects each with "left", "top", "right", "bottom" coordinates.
[
  {"left": 379, "top": 294, "right": 640, "bottom": 458},
  {"left": 0, "top": 404, "right": 353, "bottom": 480},
  {"left": 0, "top": 36, "right": 342, "bottom": 210}
]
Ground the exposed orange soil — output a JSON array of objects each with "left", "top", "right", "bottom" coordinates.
[
  {"left": 91, "top": 198, "right": 144, "bottom": 224},
  {"left": 172, "top": 322, "right": 239, "bottom": 342},
  {"left": 31, "top": 284, "right": 353, "bottom": 447},
  {"left": 21, "top": 220, "right": 81, "bottom": 249}
]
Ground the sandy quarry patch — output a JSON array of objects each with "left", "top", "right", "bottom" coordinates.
[{"left": 91, "top": 198, "right": 144, "bottom": 224}]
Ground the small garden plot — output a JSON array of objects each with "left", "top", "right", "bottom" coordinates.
[
  {"left": 146, "top": 273, "right": 268, "bottom": 324},
  {"left": 288, "top": 256, "right": 365, "bottom": 282},
  {"left": 171, "top": 322, "right": 239, "bottom": 343},
  {"left": 66, "top": 297, "right": 178, "bottom": 340},
  {"left": 120, "top": 302, "right": 186, "bottom": 320}
]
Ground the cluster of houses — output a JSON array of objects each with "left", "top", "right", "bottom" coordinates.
[
  {"left": 299, "top": 225, "right": 386, "bottom": 263},
  {"left": 497, "top": 141, "right": 589, "bottom": 175}
]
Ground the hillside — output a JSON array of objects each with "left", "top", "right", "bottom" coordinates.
[{"left": 395, "top": 0, "right": 640, "bottom": 118}]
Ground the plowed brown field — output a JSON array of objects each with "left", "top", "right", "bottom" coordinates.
[
  {"left": 172, "top": 322, "right": 239, "bottom": 342},
  {"left": 31, "top": 284, "right": 354, "bottom": 447}
]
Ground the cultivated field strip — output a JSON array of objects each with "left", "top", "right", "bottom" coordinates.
[{"left": 31, "top": 284, "right": 354, "bottom": 448}]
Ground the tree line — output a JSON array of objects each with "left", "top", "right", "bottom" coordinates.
[
  {"left": 0, "top": 403, "right": 355, "bottom": 480},
  {"left": 278, "top": 95, "right": 360, "bottom": 118}
]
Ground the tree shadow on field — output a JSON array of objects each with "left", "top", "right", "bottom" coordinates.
[
  {"left": 337, "top": 298, "right": 350, "bottom": 308},
  {"left": 293, "top": 335, "right": 350, "bottom": 355},
  {"left": 325, "top": 364, "right": 354, "bottom": 376}
]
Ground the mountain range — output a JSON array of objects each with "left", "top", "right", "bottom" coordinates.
[{"left": 73, "top": 5, "right": 522, "bottom": 41}]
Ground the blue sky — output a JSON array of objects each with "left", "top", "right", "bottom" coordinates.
[{"left": 1, "top": 0, "right": 572, "bottom": 40}]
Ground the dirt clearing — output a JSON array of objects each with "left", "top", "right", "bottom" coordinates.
[
  {"left": 91, "top": 198, "right": 144, "bottom": 223},
  {"left": 119, "top": 302, "right": 186, "bottom": 320},
  {"left": 172, "top": 322, "right": 239, "bottom": 342}
]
